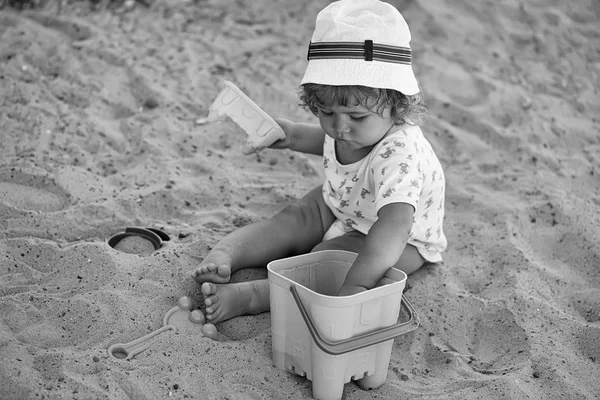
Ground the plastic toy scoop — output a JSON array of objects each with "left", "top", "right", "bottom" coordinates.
[
  {"left": 206, "top": 80, "right": 286, "bottom": 152},
  {"left": 107, "top": 296, "right": 205, "bottom": 360}
]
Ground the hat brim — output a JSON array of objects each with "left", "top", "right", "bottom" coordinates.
[{"left": 301, "top": 58, "right": 420, "bottom": 96}]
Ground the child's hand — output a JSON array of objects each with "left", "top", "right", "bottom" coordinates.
[
  {"left": 268, "top": 118, "right": 295, "bottom": 150},
  {"left": 242, "top": 118, "right": 295, "bottom": 155},
  {"left": 243, "top": 119, "right": 324, "bottom": 156}
]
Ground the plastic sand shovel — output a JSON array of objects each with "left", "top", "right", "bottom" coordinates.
[
  {"left": 206, "top": 80, "right": 286, "bottom": 152},
  {"left": 107, "top": 296, "right": 205, "bottom": 360}
]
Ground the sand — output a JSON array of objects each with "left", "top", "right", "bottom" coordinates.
[{"left": 0, "top": 0, "right": 599, "bottom": 399}]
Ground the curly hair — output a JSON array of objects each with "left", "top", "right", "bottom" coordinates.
[{"left": 299, "top": 83, "right": 427, "bottom": 126}]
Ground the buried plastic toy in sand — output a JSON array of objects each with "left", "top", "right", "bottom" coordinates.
[
  {"left": 107, "top": 296, "right": 220, "bottom": 360},
  {"left": 107, "top": 227, "right": 170, "bottom": 254}
]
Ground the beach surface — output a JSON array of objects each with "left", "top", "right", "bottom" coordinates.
[{"left": 1, "top": 0, "right": 599, "bottom": 399}]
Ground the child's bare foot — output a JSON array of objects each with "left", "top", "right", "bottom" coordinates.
[
  {"left": 201, "top": 280, "right": 270, "bottom": 324},
  {"left": 192, "top": 251, "right": 232, "bottom": 284},
  {"left": 193, "top": 263, "right": 231, "bottom": 283}
]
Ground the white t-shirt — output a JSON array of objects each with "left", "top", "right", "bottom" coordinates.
[{"left": 322, "top": 125, "right": 447, "bottom": 262}]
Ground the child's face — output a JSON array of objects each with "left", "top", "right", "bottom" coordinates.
[{"left": 316, "top": 99, "right": 395, "bottom": 151}]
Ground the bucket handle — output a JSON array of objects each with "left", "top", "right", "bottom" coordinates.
[{"left": 289, "top": 286, "right": 420, "bottom": 356}]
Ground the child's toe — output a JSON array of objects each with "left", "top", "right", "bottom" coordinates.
[
  {"left": 205, "top": 294, "right": 219, "bottom": 306},
  {"left": 201, "top": 282, "right": 215, "bottom": 295},
  {"left": 217, "top": 264, "right": 231, "bottom": 277}
]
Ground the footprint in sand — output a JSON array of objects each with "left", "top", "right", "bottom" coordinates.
[
  {"left": 432, "top": 299, "right": 530, "bottom": 375},
  {"left": 0, "top": 169, "right": 70, "bottom": 212},
  {"left": 221, "top": 368, "right": 296, "bottom": 400},
  {"left": 571, "top": 289, "right": 600, "bottom": 323},
  {"left": 2, "top": 295, "right": 112, "bottom": 348},
  {"left": 2, "top": 238, "right": 117, "bottom": 298},
  {"left": 507, "top": 201, "right": 600, "bottom": 322}
]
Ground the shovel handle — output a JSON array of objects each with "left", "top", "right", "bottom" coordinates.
[{"left": 107, "top": 325, "right": 175, "bottom": 360}]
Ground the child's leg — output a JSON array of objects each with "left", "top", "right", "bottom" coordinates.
[
  {"left": 192, "top": 186, "right": 333, "bottom": 283},
  {"left": 195, "top": 186, "right": 335, "bottom": 323}
]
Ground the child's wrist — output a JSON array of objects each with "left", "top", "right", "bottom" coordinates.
[{"left": 285, "top": 122, "right": 299, "bottom": 151}]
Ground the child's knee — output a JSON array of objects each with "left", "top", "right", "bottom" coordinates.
[
  {"left": 312, "top": 231, "right": 365, "bottom": 253},
  {"left": 393, "top": 244, "right": 427, "bottom": 275},
  {"left": 311, "top": 239, "right": 346, "bottom": 253},
  {"left": 277, "top": 201, "right": 319, "bottom": 231}
]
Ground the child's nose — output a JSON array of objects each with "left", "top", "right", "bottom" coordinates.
[{"left": 334, "top": 115, "right": 351, "bottom": 135}]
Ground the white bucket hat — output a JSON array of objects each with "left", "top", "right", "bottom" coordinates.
[{"left": 301, "top": 0, "right": 420, "bottom": 95}]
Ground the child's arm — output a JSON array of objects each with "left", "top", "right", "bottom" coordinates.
[
  {"left": 269, "top": 118, "right": 325, "bottom": 156},
  {"left": 337, "top": 202, "right": 415, "bottom": 296}
]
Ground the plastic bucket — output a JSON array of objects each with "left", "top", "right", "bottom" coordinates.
[{"left": 267, "top": 250, "right": 419, "bottom": 400}]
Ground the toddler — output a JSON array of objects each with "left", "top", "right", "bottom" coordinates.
[{"left": 192, "top": 0, "right": 447, "bottom": 323}]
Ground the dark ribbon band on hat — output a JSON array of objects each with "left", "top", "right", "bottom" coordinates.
[{"left": 307, "top": 40, "right": 411, "bottom": 65}]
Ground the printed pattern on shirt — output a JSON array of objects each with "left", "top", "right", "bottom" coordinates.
[{"left": 322, "top": 125, "right": 447, "bottom": 262}]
